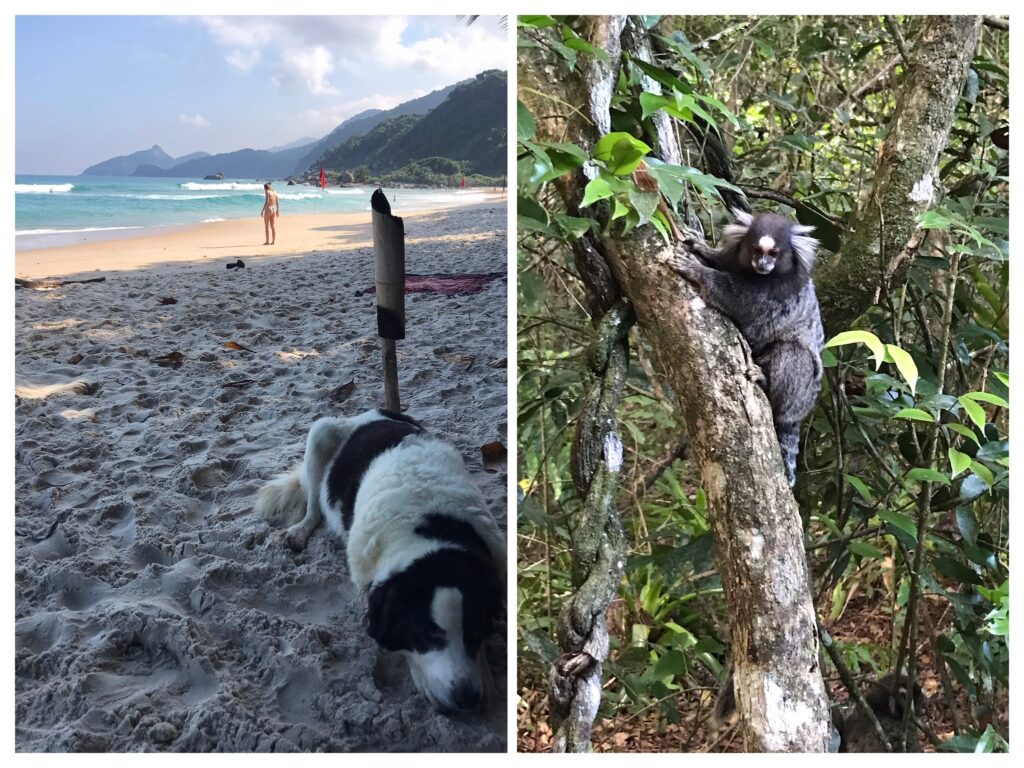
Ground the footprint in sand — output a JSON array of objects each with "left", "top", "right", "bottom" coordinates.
[{"left": 191, "top": 458, "right": 244, "bottom": 490}]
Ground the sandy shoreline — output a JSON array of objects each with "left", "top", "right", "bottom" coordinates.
[
  {"left": 16, "top": 193, "right": 507, "bottom": 280},
  {"left": 15, "top": 202, "right": 508, "bottom": 752}
]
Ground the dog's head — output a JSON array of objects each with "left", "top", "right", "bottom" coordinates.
[{"left": 367, "top": 547, "right": 502, "bottom": 713}]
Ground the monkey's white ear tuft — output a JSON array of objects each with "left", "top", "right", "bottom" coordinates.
[
  {"left": 790, "top": 234, "right": 820, "bottom": 273},
  {"left": 792, "top": 223, "right": 816, "bottom": 236},
  {"left": 722, "top": 208, "right": 752, "bottom": 248},
  {"left": 730, "top": 208, "right": 753, "bottom": 227}
]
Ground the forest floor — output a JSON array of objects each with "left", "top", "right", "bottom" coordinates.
[{"left": 517, "top": 590, "right": 1009, "bottom": 753}]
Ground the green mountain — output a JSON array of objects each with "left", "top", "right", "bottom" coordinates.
[
  {"left": 132, "top": 142, "right": 314, "bottom": 179},
  {"left": 291, "top": 81, "right": 461, "bottom": 173},
  {"left": 81, "top": 70, "right": 505, "bottom": 180},
  {"left": 314, "top": 70, "right": 506, "bottom": 177},
  {"left": 81, "top": 145, "right": 209, "bottom": 176}
]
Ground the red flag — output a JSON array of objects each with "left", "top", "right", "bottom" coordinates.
[{"left": 319, "top": 167, "right": 325, "bottom": 189}]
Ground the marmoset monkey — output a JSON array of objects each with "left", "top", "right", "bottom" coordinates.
[
  {"left": 711, "top": 670, "right": 925, "bottom": 752},
  {"left": 664, "top": 209, "right": 824, "bottom": 486},
  {"left": 835, "top": 673, "right": 926, "bottom": 752}
]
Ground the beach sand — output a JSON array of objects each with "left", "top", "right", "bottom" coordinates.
[{"left": 14, "top": 202, "right": 508, "bottom": 752}]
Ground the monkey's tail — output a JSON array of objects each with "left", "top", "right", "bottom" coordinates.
[{"left": 776, "top": 423, "right": 800, "bottom": 487}]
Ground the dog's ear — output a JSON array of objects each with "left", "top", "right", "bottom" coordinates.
[{"left": 366, "top": 581, "right": 401, "bottom": 650}]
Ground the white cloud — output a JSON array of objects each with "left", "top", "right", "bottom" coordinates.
[
  {"left": 225, "top": 49, "right": 261, "bottom": 72},
  {"left": 193, "top": 16, "right": 507, "bottom": 96},
  {"left": 275, "top": 46, "right": 338, "bottom": 96},
  {"left": 179, "top": 114, "right": 209, "bottom": 128}
]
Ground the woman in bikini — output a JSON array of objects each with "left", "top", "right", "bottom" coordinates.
[{"left": 260, "top": 182, "right": 280, "bottom": 244}]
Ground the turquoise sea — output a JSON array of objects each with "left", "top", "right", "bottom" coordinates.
[{"left": 15, "top": 175, "right": 493, "bottom": 250}]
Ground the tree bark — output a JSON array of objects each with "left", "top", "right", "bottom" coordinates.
[
  {"left": 520, "top": 15, "right": 832, "bottom": 751},
  {"left": 815, "top": 15, "right": 982, "bottom": 335}
]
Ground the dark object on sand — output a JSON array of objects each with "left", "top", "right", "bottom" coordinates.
[
  {"left": 152, "top": 351, "right": 185, "bottom": 369},
  {"left": 226, "top": 259, "right": 245, "bottom": 270},
  {"left": 16, "top": 277, "right": 106, "bottom": 290}
]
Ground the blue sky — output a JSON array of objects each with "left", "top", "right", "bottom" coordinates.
[{"left": 15, "top": 15, "right": 507, "bottom": 174}]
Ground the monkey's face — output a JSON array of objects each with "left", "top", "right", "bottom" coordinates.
[
  {"left": 742, "top": 215, "right": 797, "bottom": 277},
  {"left": 750, "top": 233, "right": 780, "bottom": 274}
]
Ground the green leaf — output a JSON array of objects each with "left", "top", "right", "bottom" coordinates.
[
  {"left": 918, "top": 210, "right": 953, "bottom": 229},
  {"left": 877, "top": 510, "right": 918, "bottom": 540},
  {"left": 518, "top": 15, "right": 556, "bottom": 28},
  {"left": 549, "top": 40, "right": 577, "bottom": 68},
  {"left": 627, "top": 186, "right": 659, "bottom": 226},
  {"left": 824, "top": 330, "right": 885, "bottom": 368},
  {"left": 844, "top": 474, "right": 873, "bottom": 502},
  {"left": 884, "top": 344, "right": 919, "bottom": 396},
  {"left": 650, "top": 209, "right": 671, "bottom": 244},
  {"left": 894, "top": 408, "right": 934, "bottom": 423},
  {"left": 517, "top": 100, "right": 536, "bottom": 142},
  {"left": 561, "top": 24, "right": 610, "bottom": 65},
  {"left": 958, "top": 396, "right": 988, "bottom": 431},
  {"left": 970, "top": 461, "right": 994, "bottom": 488},
  {"left": 553, "top": 214, "right": 593, "bottom": 241},
  {"left": 611, "top": 197, "right": 630, "bottom": 221},
  {"left": 593, "top": 132, "right": 652, "bottom": 176},
  {"left": 933, "top": 555, "right": 983, "bottom": 586},
  {"left": 948, "top": 448, "right": 972, "bottom": 479},
  {"left": 580, "top": 177, "right": 615, "bottom": 208},
  {"left": 849, "top": 541, "right": 885, "bottom": 559},
  {"left": 653, "top": 649, "right": 689, "bottom": 679},
  {"left": 517, "top": 194, "right": 548, "bottom": 225},
  {"left": 946, "top": 423, "right": 981, "bottom": 446},
  {"left": 631, "top": 58, "right": 693, "bottom": 96},
  {"left": 962, "top": 391, "right": 1009, "bottom": 409},
  {"left": 907, "top": 467, "right": 950, "bottom": 485}
]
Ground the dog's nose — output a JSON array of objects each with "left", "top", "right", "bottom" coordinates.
[{"left": 451, "top": 681, "right": 482, "bottom": 710}]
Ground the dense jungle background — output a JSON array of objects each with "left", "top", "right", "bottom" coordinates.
[{"left": 516, "top": 15, "right": 1008, "bottom": 752}]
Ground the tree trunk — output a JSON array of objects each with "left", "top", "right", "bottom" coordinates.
[
  {"left": 520, "top": 15, "right": 832, "bottom": 751},
  {"left": 816, "top": 15, "right": 982, "bottom": 335}
]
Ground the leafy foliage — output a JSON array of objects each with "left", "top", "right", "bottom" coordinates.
[{"left": 518, "top": 14, "right": 1008, "bottom": 752}]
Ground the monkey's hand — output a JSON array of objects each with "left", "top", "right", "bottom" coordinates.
[{"left": 660, "top": 247, "right": 704, "bottom": 286}]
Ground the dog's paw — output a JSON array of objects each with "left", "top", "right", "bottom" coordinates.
[{"left": 280, "top": 528, "right": 308, "bottom": 552}]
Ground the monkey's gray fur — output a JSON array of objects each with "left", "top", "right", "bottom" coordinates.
[
  {"left": 664, "top": 209, "right": 824, "bottom": 486},
  {"left": 711, "top": 670, "right": 925, "bottom": 752},
  {"left": 835, "top": 673, "right": 925, "bottom": 752}
]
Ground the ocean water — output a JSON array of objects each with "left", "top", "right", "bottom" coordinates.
[{"left": 15, "top": 175, "right": 493, "bottom": 250}]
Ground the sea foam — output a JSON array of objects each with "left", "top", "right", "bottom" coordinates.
[
  {"left": 16, "top": 183, "right": 74, "bottom": 194},
  {"left": 179, "top": 182, "right": 265, "bottom": 191}
]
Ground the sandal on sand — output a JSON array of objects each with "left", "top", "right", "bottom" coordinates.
[{"left": 226, "top": 259, "right": 246, "bottom": 270}]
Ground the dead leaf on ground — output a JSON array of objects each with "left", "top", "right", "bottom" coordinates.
[
  {"left": 329, "top": 379, "right": 356, "bottom": 403},
  {"left": 222, "top": 379, "right": 259, "bottom": 389},
  {"left": 152, "top": 351, "right": 185, "bottom": 369},
  {"left": 438, "top": 351, "right": 475, "bottom": 371},
  {"left": 487, "top": 358, "right": 507, "bottom": 368},
  {"left": 158, "top": 297, "right": 178, "bottom": 305},
  {"left": 67, "top": 353, "right": 83, "bottom": 365},
  {"left": 481, "top": 441, "right": 507, "bottom": 465},
  {"left": 224, "top": 341, "right": 255, "bottom": 353}
]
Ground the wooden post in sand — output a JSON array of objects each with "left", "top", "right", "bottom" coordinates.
[{"left": 370, "top": 188, "right": 404, "bottom": 411}]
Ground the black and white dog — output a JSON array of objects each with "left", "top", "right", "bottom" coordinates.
[{"left": 254, "top": 409, "right": 505, "bottom": 713}]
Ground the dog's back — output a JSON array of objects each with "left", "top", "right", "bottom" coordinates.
[{"left": 318, "top": 410, "right": 424, "bottom": 538}]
